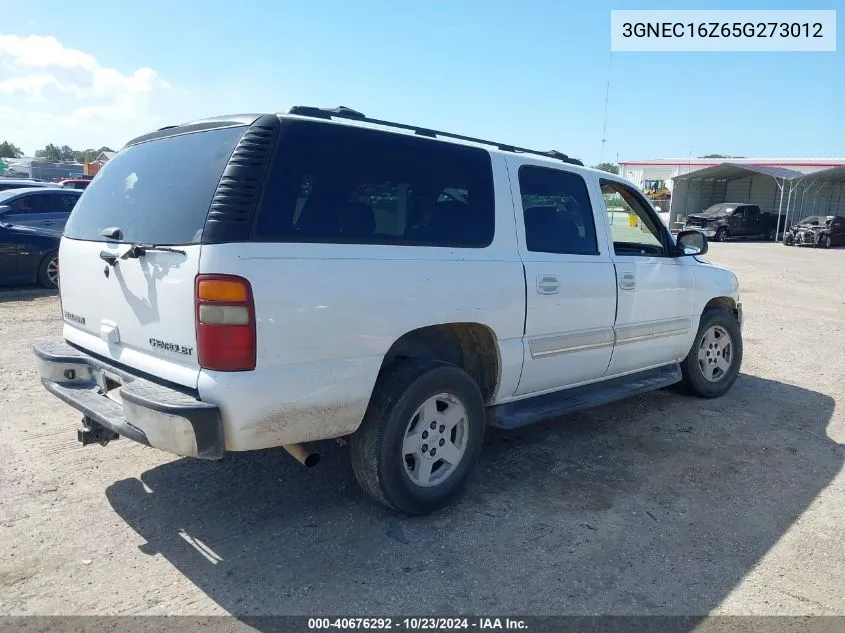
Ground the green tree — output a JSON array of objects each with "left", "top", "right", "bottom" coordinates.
[
  {"left": 59, "top": 145, "right": 76, "bottom": 162},
  {"left": 35, "top": 144, "right": 63, "bottom": 162},
  {"left": 592, "top": 162, "right": 619, "bottom": 174},
  {"left": 0, "top": 141, "right": 24, "bottom": 158}
]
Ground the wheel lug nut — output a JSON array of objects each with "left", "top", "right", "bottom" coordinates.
[
  {"left": 439, "top": 425, "right": 445, "bottom": 432},
  {"left": 439, "top": 439, "right": 445, "bottom": 446},
  {"left": 430, "top": 422, "right": 437, "bottom": 430},
  {"left": 421, "top": 444, "right": 428, "bottom": 452},
  {"left": 430, "top": 449, "right": 436, "bottom": 457},
  {"left": 422, "top": 431, "right": 428, "bottom": 439}
]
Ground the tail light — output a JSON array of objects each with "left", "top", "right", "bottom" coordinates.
[{"left": 195, "top": 274, "right": 256, "bottom": 371}]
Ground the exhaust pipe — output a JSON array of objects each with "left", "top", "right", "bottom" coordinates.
[{"left": 283, "top": 443, "right": 321, "bottom": 468}]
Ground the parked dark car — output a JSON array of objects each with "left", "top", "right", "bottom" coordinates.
[
  {"left": 0, "top": 187, "right": 82, "bottom": 232},
  {"left": 0, "top": 179, "right": 62, "bottom": 192},
  {"left": 684, "top": 203, "right": 785, "bottom": 242},
  {"left": 0, "top": 221, "right": 61, "bottom": 288},
  {"left": 782, "top": 215, "right": 845, "bottom": 249}
]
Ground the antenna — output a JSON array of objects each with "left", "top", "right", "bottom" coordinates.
[{"left": 600, "top": 51, "right": 613, "bottom": 163}]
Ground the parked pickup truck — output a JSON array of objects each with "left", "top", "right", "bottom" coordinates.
[
  {"left": 33, "top": 106, "right": 744, "bottom": 515},
  {"left": 684, "top": 203, "right": 784, "bottom": 242}
]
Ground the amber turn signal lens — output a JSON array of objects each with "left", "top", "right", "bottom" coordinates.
[{"left": 197, "top": 279, "right": 249, "bottom": 302}]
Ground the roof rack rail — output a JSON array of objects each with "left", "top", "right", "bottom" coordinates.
[{"left": 286, "top": 105, "right": 583, "bottom": 166}]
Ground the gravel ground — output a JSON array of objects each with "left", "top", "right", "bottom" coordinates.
[{"left": 0, "top": 242, "right": 843, "bottom": 619}]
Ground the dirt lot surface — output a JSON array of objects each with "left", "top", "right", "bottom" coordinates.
[{"left": 1, "top": 243, "right": 843, "bottom": 619}]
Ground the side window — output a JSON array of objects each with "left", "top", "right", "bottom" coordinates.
[
  {"left": 59, "top": 194, "right": 80, "bottom": 212},
  {"left": 518, "top": 166, "right": 598, "bottom": 255},
  {"left": 732, "top": 206, "right": 746, "bottom": 218},
  {"left": 9, "top": 195, "right": 49, "bottom": 214},
  {"left": 746, "top": 206, "right": 760, "bottom": 217},
  {"left": 600, "top": 180, "right": 665, "bottom": 256},
  {"left": 254, "top": 121, "right": 495, "bottom": 247}
]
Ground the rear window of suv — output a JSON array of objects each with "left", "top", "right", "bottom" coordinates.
[
  {"left": 254, "top": 120, "right": 495, "bottom": 247},
  {"left": 63, "top": 125, "right": 246, "bottom": 245}
]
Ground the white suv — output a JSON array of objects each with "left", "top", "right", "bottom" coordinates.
[{"left": 34, "top": 106, "right": 742, "bottom": 515}]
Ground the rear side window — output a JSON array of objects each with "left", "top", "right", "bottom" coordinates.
[
  {"left": 63, "top": 126, "right": 245, "bottom": 244},
  {"left": 518, "top": 166, "right": 598, "bottom": 255},
  {"left": 254, "top": 120, "right": 495, "bottom": 247}
]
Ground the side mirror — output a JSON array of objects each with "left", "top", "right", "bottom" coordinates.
[{"left": 676, "top": 229, "right": 708, "bottom": 256}]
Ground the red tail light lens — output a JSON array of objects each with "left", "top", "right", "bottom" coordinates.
[{"left": 195, "top": 275, "right": 256, "bottom": 371}]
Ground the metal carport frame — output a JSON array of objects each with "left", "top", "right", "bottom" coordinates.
[
  {"left": 782, "top": 166, "right": 845, "bottom": 230},
  {"left": 670, "top": 163, "right": 803, "bottom": 239}
]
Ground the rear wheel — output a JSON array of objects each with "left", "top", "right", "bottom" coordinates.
[
  {"left": 37, "top": 251, "right": 59, "bottom": 289},
  {"left": 350, "top": 358, "right": 485, "bottom": 515},
  {"left": 680, "top": 309, "right": 742, "bottom": 398},
  {"left": 714, "top": 227, "right": 728, "bottom": 242}
]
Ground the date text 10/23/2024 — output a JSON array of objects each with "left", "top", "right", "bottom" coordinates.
[{"left": 307, "top": 618, "right": 528, "bottom": 630}]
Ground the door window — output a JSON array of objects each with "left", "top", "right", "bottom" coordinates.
[
  {"left": 600, "top": 180, "right": 665, "bottom": 256},
  {"left": 518, "top": 166, "right": 598, "bottom": 255},
  {"left": 57, "top": 194, "right": 80, "bottom": 212},
  {"left": 9, "top": 195, "right": 52, "bottom": 214}
]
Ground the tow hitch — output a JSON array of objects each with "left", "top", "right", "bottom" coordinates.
[{"left": 77, "top": 417, "right": 120, "bottom": 446}]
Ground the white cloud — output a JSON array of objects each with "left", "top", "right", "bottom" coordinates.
[{"left": 0, "top": 34, "right": 173, "bottom": 154}]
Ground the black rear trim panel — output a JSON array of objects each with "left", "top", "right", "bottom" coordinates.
[{"left": 202, "top": 114, "right": 281, "bottom": 243}]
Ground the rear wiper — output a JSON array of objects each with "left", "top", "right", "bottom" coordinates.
[{"left": 120, "top": 243, "right": 187, "bottom": 259}]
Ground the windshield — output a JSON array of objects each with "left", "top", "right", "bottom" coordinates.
[
  {"left": 697, "top": 204, "right": 735, "bottom": 218},
  {"left": 63, "top": 125, "right": 246, "bottom": 245}
]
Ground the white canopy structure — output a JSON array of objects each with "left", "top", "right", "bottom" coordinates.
[{"left": 670, "top": 163, "right": 845, "bottom": 239}]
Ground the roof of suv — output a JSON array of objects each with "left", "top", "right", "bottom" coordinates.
[{"left": 126, "top": 106, "right": 599, "bottom": 175}]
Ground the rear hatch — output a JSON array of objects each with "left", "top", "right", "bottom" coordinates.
[{"left": 59, "top": 125, "right": 247, "bottom": 389}]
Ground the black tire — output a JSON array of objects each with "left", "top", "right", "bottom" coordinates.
[
  {"left": 679, "top": 308, "right": 742, "bottom": 399},
  {"left": 823, "top": 235, "right": 832, "bottom": 249},
  {"left": 37, "top": 251, "right": 59, "bottom": 289},
  {"left": 714, "top": 227, "right": 728, "bottom": 242},
  {"left": 350, "top": 358, "right": 485, "bottom": 515},
  {"left": 782, "top": 233, "right": 794, "bottom": 246}
]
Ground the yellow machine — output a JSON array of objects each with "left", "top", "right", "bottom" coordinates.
[{"left": 643, "top": 180, "right": 671, "bottom": 201}]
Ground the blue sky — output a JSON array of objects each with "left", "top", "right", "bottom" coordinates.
[{"left": 1, "top": 0, "right": 842, "bottom": 164}]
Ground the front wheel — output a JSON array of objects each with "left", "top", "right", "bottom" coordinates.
[
  {"left": 37, "top": 251, "right": 59, "bottom": 289},
  {"left": 679, "top": 309, "right": 742, "bottom": 398},
  {"left": 783, "top": 233, "right": 794, "bottom": 246},
  {"left": 823, "top": 235, "right": 832, "bottom": 249},
  {"left": 350, "top": 358, "right": 485, "bottom": 515},
  {"left": 714, "top": 227, "right": 728, "bottom": 242}
]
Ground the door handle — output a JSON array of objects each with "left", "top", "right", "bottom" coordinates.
[
  {"left": 618, "top": 272, "right": 637, "bottom": 290},
  {"left": 536, "top": 274, "right": 560, "bottom": 295}
]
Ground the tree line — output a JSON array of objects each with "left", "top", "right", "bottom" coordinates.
[{"left": 0, "top": 140, "right": 114, "bottom": 163}]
